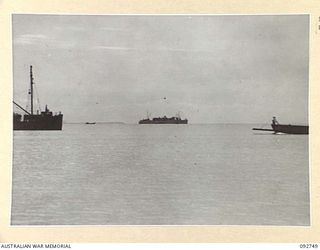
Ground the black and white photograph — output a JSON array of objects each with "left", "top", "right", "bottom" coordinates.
[{"left": 11, "top": 14, "right": 309, "bottom": 226}]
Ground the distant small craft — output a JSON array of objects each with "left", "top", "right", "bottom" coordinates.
[
  {"left": 253, "top": 117, "right": 308, "bottom": 134},
  {"left": 85, "top": 122, "right": 96, "bottom": 125},
  {"left": 139, "top": 115, "right": 188, "bottom": 124}
]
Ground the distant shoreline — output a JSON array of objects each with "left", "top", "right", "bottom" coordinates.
[
  {"left": 64, "top": 122, "right": 125, "bottom": 125},
  {"left": 63, "top": 122, "right": 283, "bottom": 125}
]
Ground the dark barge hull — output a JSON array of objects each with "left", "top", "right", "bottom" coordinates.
[
  {"left": 14, "top": 114, "right": 63, "bottom": 130},
  {"left": 271, "top": 124, "right": 308, "bottom": 134}
]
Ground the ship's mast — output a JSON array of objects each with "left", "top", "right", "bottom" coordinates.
[{"left": 30, "top": 65, "right": 34, "bottom": 115}]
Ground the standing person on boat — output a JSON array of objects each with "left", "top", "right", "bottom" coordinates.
[{"left": 272, "top": 117, "right": 279, "bottom": 125}]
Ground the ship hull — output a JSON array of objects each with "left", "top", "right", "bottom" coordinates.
[
  {"left": 139, "top": 120, "right": 188, "bottom": 124},
  {"left": 13, "top": 65, "right": 63, "bottom": 131},
  {"left": 271, "top": 124, "right": 308, "bottom": 134},
  {"left": 13, "top": 114, "right": 63, "bottom": 130}
]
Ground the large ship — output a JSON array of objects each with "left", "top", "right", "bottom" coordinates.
[
  {"left": 139, "top": 115, "right": 188, "bottom": 124},
  {"left": 13, "top": 65, "right": 63, "bottom": 130},
  {"left": 252, "top": 117, "right": 308, "bottom": 134}
]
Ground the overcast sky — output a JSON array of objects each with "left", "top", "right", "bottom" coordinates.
[{"left": 13, "top": 14, "right": 309, "bottom": 124}]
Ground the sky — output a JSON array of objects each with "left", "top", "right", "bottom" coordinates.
[{"left": 12, "top": 14, "right": 309, "bottom": 124}]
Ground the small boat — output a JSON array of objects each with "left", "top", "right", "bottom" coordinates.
[
  {"left": 253, "top": 117, "right": 308, "bottom": 134},
  {"left": 85, "top": 122, "right": 96, "bottom": 125}
]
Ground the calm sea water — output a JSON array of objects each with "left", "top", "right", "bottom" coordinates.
[{"left": 11, "top": 124, "right": 309, "bottom": 225}]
